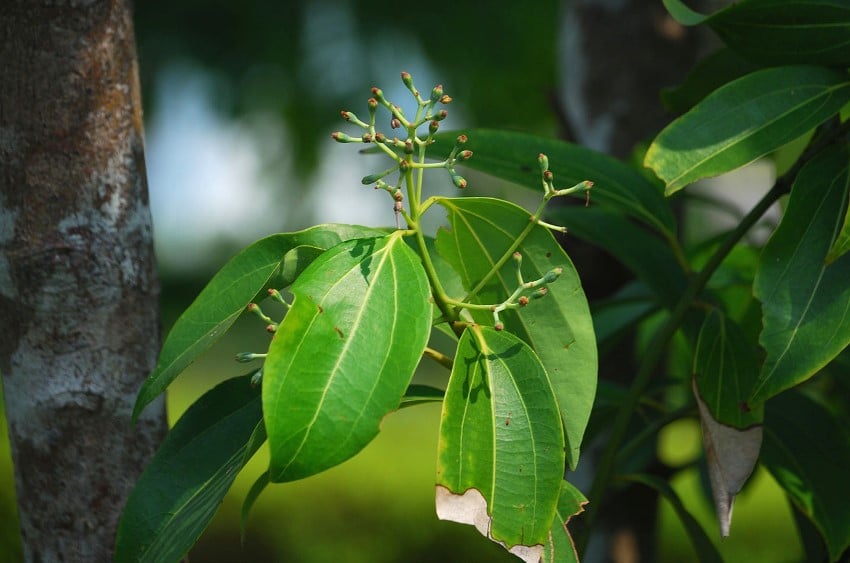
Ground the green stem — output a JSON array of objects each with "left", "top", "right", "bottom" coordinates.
[
  {"left": 463, "top": 198, "right": 548, "bottom": 304},
  {"left": 423, "top": 346, "right": 454, "bottom": 370},
  {"left": 575, "top": 180, "right": 786, "bottom": 555}
]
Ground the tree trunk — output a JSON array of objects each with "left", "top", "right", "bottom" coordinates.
[
  {"left": 0, "top": 1, "right": 167, "bottom": 561},
  {"left": 556, "top": 1, "right": 707, "bottom": 561}
]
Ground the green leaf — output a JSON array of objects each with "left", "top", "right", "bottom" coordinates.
[
  {"left": 752, "top": 145, "right": 850, "bottom": 404},
  {"left": 762, "top": 390, "right": 850, "bottom": 561},
  {"left": 661, "top": 48, "right": 760, "bottom": 113},
  {"left": 591, "top": 282, "right": 659, "bottom": 353},
  {"left": 436, "top": 197, "right": 597, "bottom": 469},
  {"left": 550, "top": 206, "right": 688, "bottom": 308},
  {"left": 399, "top": 384, "right": 445, "bottom": 408},
  {"left": 240, "top": 470, "right": 269, "bottom": 542},
  {"left": 436, "top": 326, "right": 565, "bottom": 562},
  {"left": 133, "top": 224, "right": 384, "bottom": 420},
  {"left": 116, "top": 375, "right": 264, "bottom": 563},
  {"left": 665, "top": 0, "right": 850, "bottom": 67},
  {"left": 826, "top": 189, "right": 850, "bottom": 264},
  {"left": 623, "top": 473, "right": 724, "bottom": 563},
  {"left": 693, "top": 310, "right": 763, "bottom": 428},
  {"left": 542, "top": 481, "right": 587, "bottom": 563},
  {"left": 430, "top": 129, "right": 677, "bottom": 238},
  {"left": 263, "top": 233, "right": 431, "bottom": 482},
  {"left": 645, "top": 66, "right": 850, "bottom": 195}
]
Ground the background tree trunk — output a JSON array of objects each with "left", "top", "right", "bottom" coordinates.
[
  {"left": 0, "top": 1, "right": 167, "bottom": 560},
  {"left": 556, "top": 1, "right": 708, "bottom": 561}
]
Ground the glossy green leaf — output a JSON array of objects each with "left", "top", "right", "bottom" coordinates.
[
  {"left": 645, "top": 66, "right": 850, "bottom": 195},
  {"left": 436, "top": 326, "right": 564, "bottom": 562},
  {"left": 436, "top": 197, "right": 597, "bottom": 469},
  {"left": 542, "top": 481, "right": 587, "bottom": 563},
  {"left": 623, "top": 473, "right": 724, "bottom": 563},
  {"left": 591, "top": 282, "right": 658, "bottom": 353},
  {"left": 762, "top": 391, "right": 850, "bottom": 561},
  {"left": 665, "top": 0, "right": 850, "bottom": 67},
  {"left": 662, "top": 48, "right": 759, "bottom": 113},
  {"left": 693, "top": 311, "right": 763, "bottom": 428},
  {"left": 133, "top": 224, "right": 384, "bottom": 420},
  {"left": 550, "top": 206, "right": 688, "bottom": 308},
  {"left": 430, "top": 129, "right": 677, "bottom": 238},
  {"left": 263, "top": 233, "right": 431, "bottom": 482},
  {"left": 116, "top": 375, "right": 263, "bottom": 563},
  {"left": 752, "top": 145, "right": 850, "bottom": 404}
]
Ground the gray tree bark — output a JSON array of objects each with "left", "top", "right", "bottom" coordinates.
[{"left": 0, "top": 1, "right": 167, "bottom": 561}]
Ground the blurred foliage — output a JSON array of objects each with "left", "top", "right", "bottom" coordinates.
[{"left": 134, "top": 0, "right": 561, "bottom": 177}]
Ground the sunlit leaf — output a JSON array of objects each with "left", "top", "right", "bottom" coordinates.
[
  {"left": 263, "top": 233, "right": 431, "bottom": 482},
  {"left": 133, "top": 224, "right": 384, "bottom": 420},
  {"left": 645, "top": 66, "right": 850, "bottom": 195},
  {"left": 430, "top": 129, "right": 677, "bottom": 238},
  {"left": 436, "top": 326, "right": 564, "bottom": 563},
  {"left": 116, "top": 375, "right": 263, "bottom": 563},
  {"left": 436, "top": 197, "right": 597, "bottom": 469},
  {"left": 762, "top": 390, "right": 850, "bottom": 561},
  {"left": 752, "top": 145, "right": 850, "bottom": 404}
]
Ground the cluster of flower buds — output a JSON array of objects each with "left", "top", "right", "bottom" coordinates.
[
  {"left": 330, "top": 71, "right": 466, "bottom": 228},
  {"left": 491, "top": 252, "right": 562, "bottom": 330}
]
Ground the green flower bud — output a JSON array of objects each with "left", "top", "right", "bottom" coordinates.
[
  {"left": 457, "top": 149, "right": 473, "bottom": 161},
  {"left": 429, "top": 120, "right": 440, "bottom": 135},
  {"left": 430, "top": 84, "right": 444, "bottom": 104},
  {"left": 531, "top": 287, "right": 549, "bottom": 300},
  {"left": 542, "top": 267, "right": 563, "bottom": 284},
  {"left": 538, "top": 153, "right": 549, "bottom": 172},
  {"left": 331, "top": 132, "right": 359, "bottom": 143},
  {"left": 456, "top": 134, "right": 468, "bottom": 145},
  {"left": 450, "top": 170, "right": 467, "bottom": 189}
]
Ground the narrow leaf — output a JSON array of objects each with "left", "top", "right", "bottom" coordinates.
[
  {"left": 826, "top": 191, "right": 850, "bottom": 264},
  {"left": 263, "top": 233, "right": 431, "bottom": 482},
  {"left": 436, "top": 197, "right": 597, "bottom": 469},
  {"left": 133, "top": 224, "right": 384, "bottom": 420},
  {"left": 752, "top": 144, "right": 850, "bottom": 404},
  {"left": 542, "top": 481, "right": 587, "bottom": 563},
  {"left": 623, "top": 473, "right": 724, "bottom": 563},
  {"left": 645, "top": 66, "right": 850, "bottom": 195},
  {"left": 430, "top": 129, "right": 677, "bottom": 238},
  {"left": 116, "top": 375, "right": 263, "bottom": 563},
  {"left": 762, "top": 391, "right": 850, "bottom": 561},
  {"left": 240, "top": 470, "right": 269, "bottom": 542},
  {"left": 436, "top": 326, "right": 565, "bottom": 562}
]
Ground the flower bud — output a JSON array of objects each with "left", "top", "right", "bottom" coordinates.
[
  {"left": 538, "top": 153, "right": 549, "bottom": 172},
  {"left": 543, "top": 170, "right": 554, "bottom": 182},
  {"left": 404, "top": 140, "right": 414, "bottom": 154},
  {"left": 440, "top": 94, "right": 453, "bottom": 104},
  {"left": 430, "top": 84, "right": 444, "bottom": 104},
  {"left": 494, "top": 322, "right": 504, "bottom": 331},
  {"left": 450, "top": 170, "right": 467, "bottom": 189},
  {"left": 362, "top": 133, "right": 373, "bottom": 143},
  {"left": 456, "top": 134, "right": 468, "bottom": 145},
  {"left": 457, "top": 150, "right": 473, "bottom": 161},
  {"left": 532, "top": 287, "right": 549, "bottom": 300},
  {"left": 375, "top": 132, "right": 386, "bottom": 143},
  {"left": 519, "top": 296, "right": 529, "bottom": 306},
  {"left": 390, "top": 118, "right": 401, "bottom": 129},
  {"left": 429, "top": 120, "right": 440, "bottom": 135},
  {"left": 331, "top": 131, "right": 359, "bottom": 143},
  {"left": 543, "top": 267, "right": 563, "bottom": 284}
]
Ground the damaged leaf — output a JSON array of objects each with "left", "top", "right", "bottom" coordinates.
[
  {"left": 436, "top": 197, "right": 597, "bottom": 470},
  {"left": 542, "top": 481, "right": 587, "bottom": 563},
  {"left": 692, "top": 378, "right": 762, "bottom": 537},
  {"left": 436, "top": 326, "right": 564, "bottom": 562},
  {"left": 263, "top": 233, "right": 431, "bottom": 482}
]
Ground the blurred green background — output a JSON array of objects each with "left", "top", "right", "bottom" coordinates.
[{"left": 1, "top": 1, "right": 806, "bottom": 561}]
